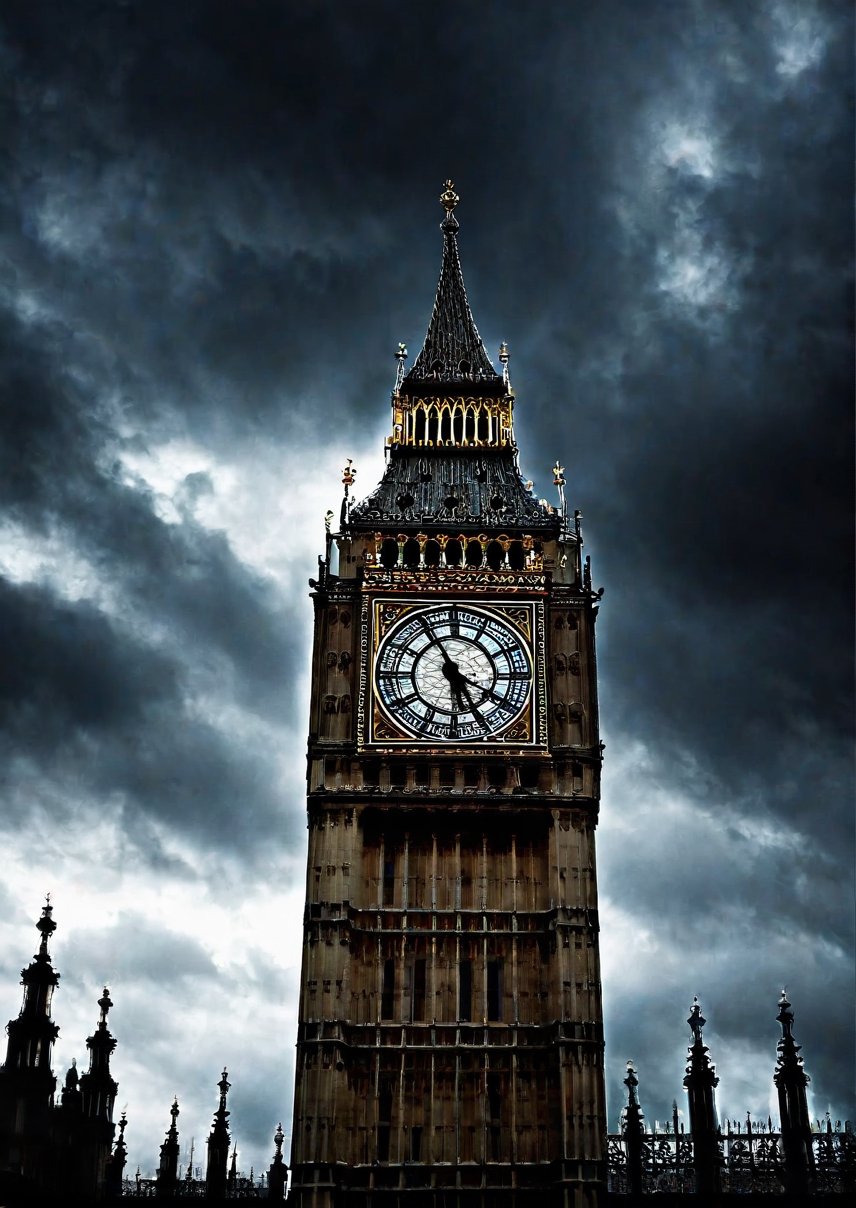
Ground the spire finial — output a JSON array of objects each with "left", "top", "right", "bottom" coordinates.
[
  {"left": 36, "top": 896, "right": 57, "bottom": 956},
  {"left": 440, "top": 179, "right": 460, "bottom": 236},
  {"left": 688, "top": 995, "right": 706, "bottom": 1044},
  {"left": 440, "top": 179, "right": 459, "bottom": 216},
  {"left": 498, "top": 341, "right": 510, "bottom": 388},
  {"left": 394, "top": 342, "right": 408, "bottom": 391},
  {"left": 99, "top": 986, "right": 113, "bottom": 1024}
]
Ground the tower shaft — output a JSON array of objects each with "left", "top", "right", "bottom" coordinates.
[{"left": 289, "top": 187, "right": 606, "bottom": 1206}]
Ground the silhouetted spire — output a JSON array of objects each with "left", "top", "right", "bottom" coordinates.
[
  {"left": 1, "top": 898, "right": 60, "bottom": 1082},
  {"left": 206, "top": 1068, "right": 231, "bottom": 1199},
  {"left": 267, "top": 1122, "right": 287, "bottom": 1201},
  {"left": 774, "top": 990, "right": 816, "bottom": 1196},
  {"left": 157, "top": 1097, "right": 181, "bottom": 1194},
  {"left": 0, "top": 900, "right": 61, "bottom": 1188},
  {"left": 622, "top": 1061, "right": 645, "bottom": 1199},
  {"left": 403, "top": 181, "right": 501, "bottom": 389},
  {"left": 79, "top": 987, "right": 118, "bottom": 1122},
  {"left": 105, "top": 1110, "right": 128, "bottom": 1197},
  {"left": 683, "top": 997, "right": 722, "bottom": 1196}
]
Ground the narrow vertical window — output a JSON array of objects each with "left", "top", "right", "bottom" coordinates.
[
  {"left": 411, "top": 958, "right": 426, "bottom": 1021},
  {"left": 381, "top": 959, "right": 395, "bottom": 1019},
  {"left": 459, "top": 959, "right": 472, "bottom": 1021},
  {"left": 383, "top": 859, "right": 395, "bottom": 906},
  {"left": 487, "top": 959, "right": 503, "bottom": 1021},
  {"left": 377, "top": 1079, "right": 393, "bottom": 1161},
  {"left": 410, "top": 1125, "right": 423, "bottom": 1161},
  {"left": 487, "top": 1072, "right": 502, "bottom": 1160}
]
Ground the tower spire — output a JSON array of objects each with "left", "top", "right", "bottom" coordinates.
[
  {"left": 157, "top": 1097, "right": 181, "bottom": 1194},
  {"left": 403, "top": 181, "right": 501, "bottom": 388},
  {"left": 206, "top": 1067, "right": 232, "bottom": 1199},
  {"left": 267, "top": 1122, "right": 287, "bottom": 1201},
  {"left": 774, "top": 990, "right": 816, "bottom": 1195},
  {"left": 682, "top": 997, "right": 722, "bottom": 1195},
  {"left": 622, "top": 1061, "right": 645, "bottom": 1199},
  {"left": 0, "top": 900, "right": 61, "bottom": 1186},
  {"left": 79, "top": 986, "right": 118, "bottom": 1122},
  {"left": 105, "top": 1109, "right": 128, "bottom": 1198}
]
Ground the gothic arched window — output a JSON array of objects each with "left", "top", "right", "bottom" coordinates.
[
  {"left": 414, "top": 407, "right": 426, "bottom": 444},
  {"left": 465, "top": 540, "right": 483, "bottom": 567},
  {"left": 380, "top": 539, "right": 399, "bottom": 569}
]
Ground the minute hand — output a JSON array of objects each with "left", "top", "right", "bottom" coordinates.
[{"left": 458, "top": 673, "right": 503, "bottom": 702}]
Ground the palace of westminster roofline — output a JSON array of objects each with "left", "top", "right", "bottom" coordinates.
[{"left": 0, "top": 902, "right": 851, "bottom": 1201}]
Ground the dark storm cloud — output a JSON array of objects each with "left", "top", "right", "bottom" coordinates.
[
  {"left": 0, "top": 577, "right": 297, "bottom": 853},
  {"left": 0, "top": 0, "right": 851, "bottom": 1171},
  {"left": 61, "top": 914, "right": 219, "bottom": 986}
]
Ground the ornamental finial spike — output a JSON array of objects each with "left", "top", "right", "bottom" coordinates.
[{"left": 440, "top": 179, "right": 459, "bottom": 215}]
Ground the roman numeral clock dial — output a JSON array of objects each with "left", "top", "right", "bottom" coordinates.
[{"left": 373, "top": 603, "right": 533, "bottom": 743}]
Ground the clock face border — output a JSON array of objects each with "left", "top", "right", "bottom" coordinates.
[{"left": 361, "top": 597, "right": 546, "bottom": 748}]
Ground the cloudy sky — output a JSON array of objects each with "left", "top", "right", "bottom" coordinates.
[{"left": 0, "top": 0, "right": 852, "bottom": 1180}]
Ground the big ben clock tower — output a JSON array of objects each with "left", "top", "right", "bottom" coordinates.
[{"left": 288, "top": 184, "right": 606, "bottom": 1207}]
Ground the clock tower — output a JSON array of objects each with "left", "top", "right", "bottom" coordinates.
[{"left": 288, "top": 184, "right": 606, "bottom": 1207}]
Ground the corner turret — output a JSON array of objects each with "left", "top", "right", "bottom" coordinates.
[
  {"left": 682, "top": 997, "right": 722, "bottom": 1195},
  {"left": 774, "top": 990, "right": 816, "bottom": 1196},
  {"left": 157, "top": 1097, "right": 181, "bottom": 1194},
  {"left": 79, "top": 987, "right": 118, "bottom": 1123},
  {"left": 267, "top": 1122, "right": 287, "bottom": 1201},
  {"left": 205, "top": 1068, "right": 231, "bottom": 1199},
  {"left": 0, "top": 899, "right": 60, "bottom": 1186}
]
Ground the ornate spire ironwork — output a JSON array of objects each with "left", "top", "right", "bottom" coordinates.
[
  {"left": 622, "top": 1061, "right": 645, "bottom": 1198},
  {"left": 774, "top": 990, "right": 816, "bottom": 1195},
  {"left": 2, "top": 899, "right": 60, "bottom": 1088},
  {"left": 403, "top": 181, "right": 501, "bottom": 388},
  {"left": 79, "top": 985, "right": 118, "bottom": 1121},
  {"left": 105, "top": 1109, "right": 129, "bottom": 1198},
  {"left": 158, "top": 1097, "right": 181, "bottom": 1192},
  {"left": 683, "top": 996, "right": 722, "bottom": 1193},
  {"left": 268, "top": 1121, "right": 288, "bottom": 1201},
  {"left": 206, "top": 1067, "right": 232, "bottom": 1198}
]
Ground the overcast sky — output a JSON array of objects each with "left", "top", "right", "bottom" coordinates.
[{"left": 0, "top": 0, "right": 852, "bottom": 1180}]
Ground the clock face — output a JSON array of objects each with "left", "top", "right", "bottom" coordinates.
[{"left": 374, "top": 603, "right": 532, "bottom": 742}]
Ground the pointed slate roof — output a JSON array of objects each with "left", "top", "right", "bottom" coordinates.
[
  {"left": 402, "top": 182, "right": 502, "bottom": 390},
  {"left": 349, "top": 449, "right": 559, "bottom": 533}
]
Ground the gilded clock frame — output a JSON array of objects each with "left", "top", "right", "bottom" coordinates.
[{"left": 358, "top": 595, "right": 547, "bottom": 750}]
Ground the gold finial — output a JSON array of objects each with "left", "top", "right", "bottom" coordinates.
[{"left": 440, "top": 179, "right": 459, "bottom": 215}]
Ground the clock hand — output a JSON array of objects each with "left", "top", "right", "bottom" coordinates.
[
  {"left": 458, "top": 681, "right": 488, "bottom": 729},
  {"left": 459, "top": 674, "right": 506, "bottom": 706}
]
